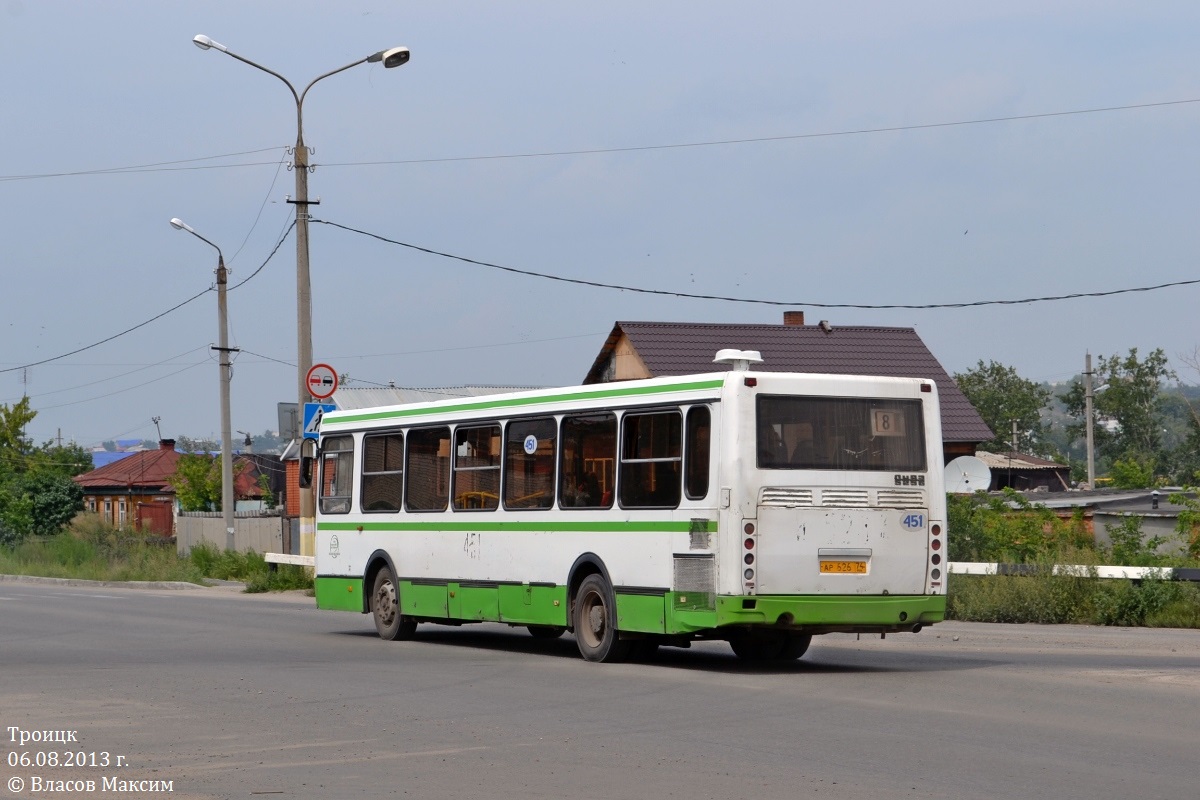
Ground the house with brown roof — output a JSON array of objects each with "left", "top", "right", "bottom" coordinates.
[
  {"left": 582, "top": 312, "right": 993, "bottom": 463},
  {"left": 73, "top": 439, "right": 183, "bottom": 534}
]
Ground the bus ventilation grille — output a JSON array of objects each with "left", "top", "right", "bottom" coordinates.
[
  {"left": 819, "top": 489, "right": 870, "bottom": 507},
  {"left": 759, "top": 488, "right": 814, "bottom": 508},
  {"left": 876, "top": 489, "right": 926, "bottom": 508}
]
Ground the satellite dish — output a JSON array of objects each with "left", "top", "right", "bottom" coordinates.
[{"left": 945, "top": 455, "right": 992, "bottom": 494}]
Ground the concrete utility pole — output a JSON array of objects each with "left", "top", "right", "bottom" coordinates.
[
  {"left": 192, "top": 34, "right": 410, "bottom": 557},
  {"left": 171, "top": 218, "right": 238, "bottom": 551},
  {"left": 1084, "top": 352, "right": 1095, "bottom": 488}
]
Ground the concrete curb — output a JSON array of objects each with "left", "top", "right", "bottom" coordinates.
[{"left": 0, "top": 573, "right": 217, "bottom": 590}]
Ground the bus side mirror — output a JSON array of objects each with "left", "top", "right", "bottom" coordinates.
[{"left": 299, "top": 455, "right": 314, "bottom": 488}]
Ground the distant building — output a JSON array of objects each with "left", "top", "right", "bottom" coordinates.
[
  {"left": 976, "top": 451, "right": 1071, "bottom": 492},
  {"left": 582, "top": 313, "right": 993, "bottom": 463},
  {"left": 73, "top": 439, "right": 182, "bottom": 534}
]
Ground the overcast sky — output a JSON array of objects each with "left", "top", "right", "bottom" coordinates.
[{"left": 3, "top": 2, "right": 1198, "bottom": 448}]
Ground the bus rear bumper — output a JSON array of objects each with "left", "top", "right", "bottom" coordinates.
[{"left": 669, "top": 593, "right": 946, "bottom": 635}]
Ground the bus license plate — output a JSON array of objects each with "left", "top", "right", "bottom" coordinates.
[{"left": 820, "top": 560, "right": 867, "bottom": 574}]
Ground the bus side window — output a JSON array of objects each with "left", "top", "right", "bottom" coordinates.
[
  {"left": 619, "top": 410, "right": 682, "bottom": 508},
  {"left": 406, "top": 427, "right": 450, "bottom": 511},
  {"left": 504, "top": 418, "right": 555, "bottom": 510},
  {"left": 559, "top": 413, "right": 616, "bottom": 509},
  {"left": 453, "top": 424, "right": 501, "bottom": 511},
  {"left": 362, "top": 432, "right": 403, "bottom": 512},
  {"left": 319, "top": 435, "right": 354, "bottom": 515},
  {"left": 685, "top": 405, "right": 711, "bottom": 499}
]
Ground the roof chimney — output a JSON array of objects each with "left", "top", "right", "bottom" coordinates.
[
  {"left": 159, "top": 439, "right": 176, "bottom": 451},
  {"left": 783, "top": 311, "right": 805, "bottom": 326}
]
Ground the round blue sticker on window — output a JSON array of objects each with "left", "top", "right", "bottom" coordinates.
[{"left": 523, "top": 435, "right": 538, "bottom": 455}]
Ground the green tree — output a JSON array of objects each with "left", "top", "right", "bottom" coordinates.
[
  {"left": 257, "top": 473, "right": 276, "bottom": 510},
  {"left": 10, "top": 472, "right": 84, "bottom": 536},
  {"left": 1061, "top": 348, "right": 1175, "bottom": 477},
  {"left": 0, "top": 400, "right": 87, "bottom": 543},
  {"left": 954, "top": 360, "right": 1053, "bottom": 455},
  {"left": 169, "top": 454, "right": 221, "bottom": 512},
  {"left": 0, "top": 397, "right": 35, "bottom": 456},
  {"left": 24, "top": 441, "right": 93, "bottom": 478}
]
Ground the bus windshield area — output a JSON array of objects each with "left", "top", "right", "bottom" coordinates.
[{"left": 756, "top": 395, "right": 926, "bottom": 472}]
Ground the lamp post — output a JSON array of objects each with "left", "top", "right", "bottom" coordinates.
[
  {"left": 171, "top": 217, "right": 237, "bottom": 552},
  {"left": 192, "top": 34, "right": 409, "bottom": 556}
]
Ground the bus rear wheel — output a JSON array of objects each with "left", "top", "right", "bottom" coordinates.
[
  {"left": 573, "top": 574, "right": 631, "bottom": 663},
  {"left": 527, "top": 625, "right": 565, "bottom": 639},
  {"left": 371, "top": 567, "right": 417, "bottom": 641},
  {"left": 730, "top": 632, "right": 810, "bottom": 662}
]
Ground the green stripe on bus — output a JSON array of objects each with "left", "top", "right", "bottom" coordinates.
[
  {"left": 323, "top": 378, "right": 725, "bottom": 426},
  {"left": 318, "top": 519, "right": 717, "bottom": 533}
]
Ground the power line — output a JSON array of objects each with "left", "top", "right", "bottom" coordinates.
[
  {"left": 0, "top": 289, "right": 212, "bottom": 374},
  {"left": 314, "top": 218, "right": 1200, "bottom": 310},
  {"left": 317, "top": 97, "right": 1200, "bottom": 168},
  {"left": 0, "top": 147, "right": 283, "bottom": 182},
  {"left": 3, "top": 96, "right": 1198, "bottom": 183},
  {"left": 4, "top": 346, "right": 211, "bottom": 403},
  {"left": 0, "top": 223, "right": 295, "bottom": 375},
  {"left": 34, "top": 361, "right": 210, "bottom": 412}
]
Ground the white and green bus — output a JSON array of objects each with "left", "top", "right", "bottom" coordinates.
[{"left": 313, "top": 350, "right": 947, "bottom": 663}]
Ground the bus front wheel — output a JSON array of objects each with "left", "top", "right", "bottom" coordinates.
[
  {"left": 573, "top": 574, "right": 630, "bottom": 663},
  {"left": 371, "top": 567, "right": 417, "bottom": 641}
]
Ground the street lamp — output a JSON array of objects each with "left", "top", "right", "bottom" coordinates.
[
  {"left": 170, "top": 217, "right": 237, "bottom": 552},
  {"left": 193, "top": 34, "right": 409, "bottom": 556}
]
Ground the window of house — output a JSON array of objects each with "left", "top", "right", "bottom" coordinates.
[
  {"left": 362, "top": 432, "right": 404, "bottom": 512},
  {"left": 619, "top": 410, "right": 682, "bottom": 508},
  {"left": 504, "top": 418, "right": 555, "bottom": 510},
  {"left": 406, "top": 427, "right": 451, "bottom": 512},
  {"left": 453, "top": 424, "right": 501, "bottom": 511},
  {"left": 319, "top": 435, "right": 355, "bottom": 514}
]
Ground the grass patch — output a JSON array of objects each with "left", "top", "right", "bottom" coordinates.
[
  {"left": 948, "top": 571, "right": 1200, "bottom": 628},
  {"left": 0, "top": 516, "right": 311, "bottom": 593},
  {"left": 188, "top": 542, "right": 312, "bottom": 593}
]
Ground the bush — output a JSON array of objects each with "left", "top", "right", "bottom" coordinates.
[
  {"left": 1102, "top": 515, "right": 1169, "bottom": 566},
  {"left": 949, "top": 569, "right": 1096, "bottom": 624},
  {"left": 188, "top": 543, "right": 312, "bottom": 593},
  {"left": 948, "top": 490, "right": 1091, "bottom": 564},
  {"left": 1091, "top": 574, "right": 1191, "bottom": 627}
]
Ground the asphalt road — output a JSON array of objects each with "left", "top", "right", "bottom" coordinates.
[{"left": 1, "top": 578, "right": 1197, "bottom": 800}]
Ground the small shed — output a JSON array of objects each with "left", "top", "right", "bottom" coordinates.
[{"left": 977, "top": 451, "right": 1071, "bottom": 492}]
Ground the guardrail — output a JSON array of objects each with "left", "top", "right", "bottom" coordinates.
[
  {"left": 950, "top": 562, "right": 1200, "bottom": 582},
  {"left": 264, "top": 553, "right": 315, "bottom": 568}
]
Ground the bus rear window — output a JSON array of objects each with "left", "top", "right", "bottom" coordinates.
[{"left": 756, "top": 396, "right": 926, "bottom": 472}]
